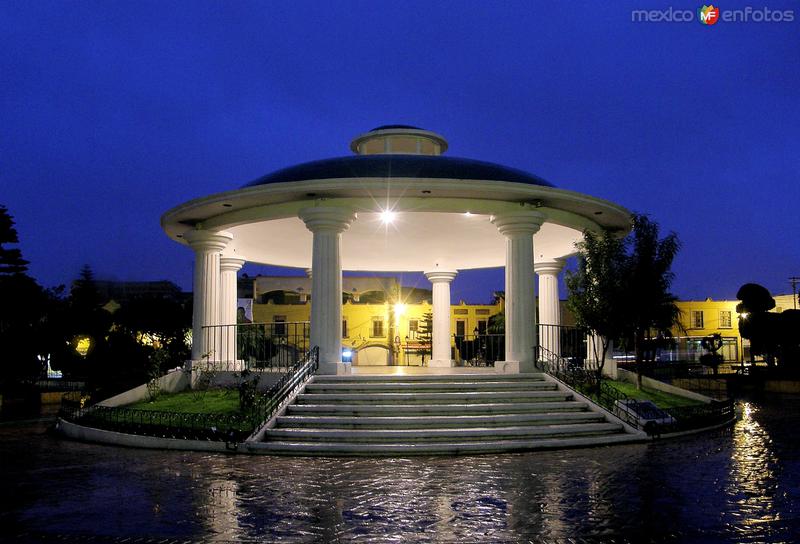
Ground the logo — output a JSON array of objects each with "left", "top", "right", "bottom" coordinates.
[{"left": 698, "top": 5, "right": 720, "bottom": 24}]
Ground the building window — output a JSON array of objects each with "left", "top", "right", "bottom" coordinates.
[
  {"left": 721, "top": 337, "right": 739, "bottom": 362},
  {"left": 342, "top": 320, "right": 348, "bottom": 338},
  {"left": 409, "top": 319, "right": 419, "bottom": 333},
  {"left": 454, "top": 308, "right": 468, "bottom": 315},
  {"left": 691, "top": 310, "right": 704, "bottom": 329},
  {"left": 456, "top": 320, "right": 466, "bottom": 337},
  {"left": 477, "top": 320, "right": 488, "bottom": 334},
  {"left": 719, "top": 311, "right": 732, "bottom": 329},
  {"left": 476, "top": 308, "right": 490, "bottom": 316},
  {"left": 371, "top": 317, "right": 385, "bottom": 338},
  {"left": 273, "top": 316, "right": 287, "bottom": 336}
]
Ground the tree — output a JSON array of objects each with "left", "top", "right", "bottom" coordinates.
[
  {"left": 624, "top": 215, "right": 681, "bottom": 388},
  {"left": 566, "top": 214, "right": 681, "bottom": 386},
  {"left": 416, "top": 311, "right": 433, "bottom": 365},
  {"left": 0, "top": 204, "right": 29, "bottom": 275},
  {"left": 565, "top": 228, "right": 628, "bottom": 378},
  {"left": 737, "top": 283, "right": 800, "bottom": 370},
  {"left": 0, "top": 206, "right": 53, "bottom": 387}
]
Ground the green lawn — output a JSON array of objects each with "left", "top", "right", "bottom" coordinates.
[
  {"left": 601, "top": 380, "right": 705, "bottom": 409},
  {"left": 128, "top": 389, "right": 242, "bottom": 414}
]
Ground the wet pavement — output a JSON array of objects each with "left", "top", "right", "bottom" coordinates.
[{"left": 1, "top": 394, "right": 799, "bottom": 543}]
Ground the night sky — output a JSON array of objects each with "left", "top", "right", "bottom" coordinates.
[{"left": 2, "top": 1, "right": 798, "bottom": 304}]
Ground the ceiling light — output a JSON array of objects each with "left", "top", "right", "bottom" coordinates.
[{"left": 380, "top": 210, "right": 397, "bottom": 224}]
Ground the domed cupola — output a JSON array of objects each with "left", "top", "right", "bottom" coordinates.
[{"left": 349, "top": 125, "right": 449, "bottom": 156}]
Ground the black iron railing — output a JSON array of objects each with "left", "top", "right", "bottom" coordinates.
[
  {"left": 538, "top": 324, "right": 588, "bottom": 365},
  {"left": 58, "top": 398, "right": 255, "bottom": 442},
  {"left": 535, "top": 345, "right": 736, "bottom": 435},
  {"left": 249, "top": 345, "right": 319, "bottom": 439},
  {"left": 663, "top": 399, "right": 735, "bottom": 433},
  {"left": 199, "top": 321, "right": 310, "bottom": 372},
  {"left": 453, "top": 325, "right": 588, "bottom": 368},
  {"left": 59, "top": 346, "right": 320, "bottom": 444},
  {"left": 535, "top": 346, "right": 644, "bottom": 429},
  {"left": 453, "top": 334, "right": 504, "bottom": 366}
]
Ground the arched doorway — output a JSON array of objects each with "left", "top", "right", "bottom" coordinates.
[{"left": 356, "top": 344, "right": 390, "bottom": 366}]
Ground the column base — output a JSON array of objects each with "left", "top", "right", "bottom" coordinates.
[
  {"left": 318, "top": 361, "right": 352, "bottom": 375},
  {"left": 428, "top": 359, "right": 455, "bottom": 368},
  {"left": 493, "top": 360, "right": 537, "bottom": 374}
]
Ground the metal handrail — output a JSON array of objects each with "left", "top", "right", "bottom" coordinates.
[
  {"left": 535, "top": 345, "right": 735, "bottom": 435},
  {"left": 249, "top": 345, "right": 319, "bottom": 438},
  {"left": 535, "top": 345, "right": 643, "bottom": 430},
  {"left": 453, "top": 333, "right": 504, "bottom": 366},
  {"left": 200, "top": 321, "right": 310, "bottom": 372}
]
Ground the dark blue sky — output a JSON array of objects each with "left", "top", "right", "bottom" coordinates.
[{"left": 2, "top": 1, "right": 798, "bottom": 303}]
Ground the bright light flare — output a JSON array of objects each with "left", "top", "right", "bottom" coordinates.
[{"left": 380, "top": 210, "right": 397, "bottom": 224}]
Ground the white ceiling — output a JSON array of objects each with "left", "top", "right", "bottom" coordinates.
[{"left": 229, "top": 212, "right": 581, "bottom": 271}]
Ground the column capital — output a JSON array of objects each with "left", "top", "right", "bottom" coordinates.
[
  {"left": 220, "top": 256, "right": 246, "bottom": 273},
  {"left": 424, "top": 269, "right": 458, "bottom": 284},
  {"left": 299, "top": 207, "right": 356, "bottom": 233},
  {"left": 491, "top": 210, "right": 545, "bottom": 238},
  {"left": 534, "top": 258, "right": 565, "bottom": 276},
  {"left": 183, "top": 230, "right": 233, "bottom": 252}
]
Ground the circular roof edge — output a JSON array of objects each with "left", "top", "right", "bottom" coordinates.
[{"left": 242, "top": 154, "right": 554, "bottom": 188}]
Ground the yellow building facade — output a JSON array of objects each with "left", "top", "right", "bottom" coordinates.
[
  {"left": 672, "top": 294, "right": 798, "bottom": 364},
  {"left": 252, "top": 298, "right": 502, "bottom": 366},
  {"left": 672, "top": 299, "right": 744, "bottom": 363},
  {"left": 245, "top": 273, "right": 797, "bottom": 366},
  {"left": 246, "top": 274, "right": 506, "bottom": 366}
]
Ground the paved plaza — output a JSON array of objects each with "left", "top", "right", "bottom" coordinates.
[{"left": 2, "top": 395, "right": 799, "bottom": 543}]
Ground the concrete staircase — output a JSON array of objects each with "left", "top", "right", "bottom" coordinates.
[{"left": 247, "top": 373, "right": 645, "bottom": 456}]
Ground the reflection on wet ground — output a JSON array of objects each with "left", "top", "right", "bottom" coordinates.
[{"left": 1, "top": 395, "right": 799, "bottom": 543}]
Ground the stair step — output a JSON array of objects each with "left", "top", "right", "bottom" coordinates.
[
  {"left": 275, "top": 412, "right": 605, "bottom": 429},
  {"left": 263, "top": 422, "right": 623, "bottom": 443},
  {"left": 295, "top": 391, "right": 571, "bottom": 404},
  {"left": 253, "top": 372, "right": 642, "bottom": 455},
  {"left": 304, "top": 381, "right": 557, "bottom": 393},
  {"left": 311, "top": 373, "right": 546, "bottom": 384},
  {"left": 250, "top": 432, "right": 644, "bottom": 456},
  {"left": 286, "top": 401, "right": 590, "bottom": 416}
]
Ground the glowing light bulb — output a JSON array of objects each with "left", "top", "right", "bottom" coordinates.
[{"left": 380, "top": 210, "right": 397, "bottom": 224}]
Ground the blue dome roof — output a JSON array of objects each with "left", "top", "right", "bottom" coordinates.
[
  {"left": 370, "top": 124, "right": 424, "bottom": 131},
  {"left": 243, "top": 155, "right": 554, "bottom": 188}
]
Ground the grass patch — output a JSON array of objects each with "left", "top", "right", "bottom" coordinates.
[
  {"left": 128, "top": 389, "right": 242, "bottom": 414},
  {"left": 601, "top": 380, "right": 704, "bottom": 409}
]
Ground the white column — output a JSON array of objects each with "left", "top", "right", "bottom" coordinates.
[
  {"left": 535, "top": 259, "right": 565, "bottom": 356},
  {"left": 220, "top": 255, "right": 246, "bottom": 368},
  {"left": 424, "top": 269, "right": 458, "bottom": 368},
  {"left": 299, "top": 206, "right": 356, "bottom": 375},
  {"left": 184, "top": 230, "right": 233, "bottom": 365},
  {"left": 492, "top": 210, "right": 544, "bottom": 373}
]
